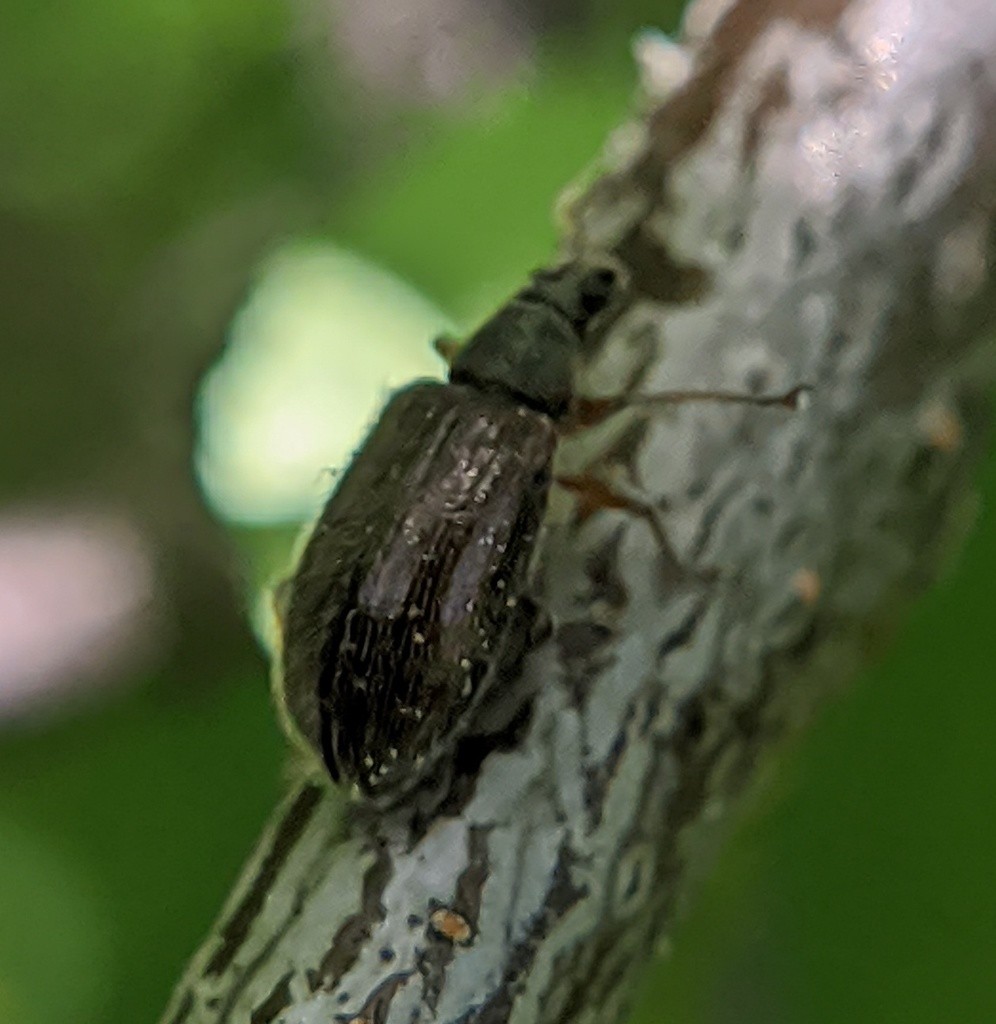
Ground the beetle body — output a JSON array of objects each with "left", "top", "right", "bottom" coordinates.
[{"left": 279, "top": 263, "right": 616, "bottom": 801}]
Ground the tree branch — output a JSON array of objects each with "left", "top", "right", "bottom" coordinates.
[{"left": 161, "top": 1, "right": 996, "bottom": 1021}]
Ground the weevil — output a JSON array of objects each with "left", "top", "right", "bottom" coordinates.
[
  {"left": 277, "top": 262, "right": 617, "bottom": 804},
  {"left": 276, "top": 262, "right": 803, "bottom": 806}
]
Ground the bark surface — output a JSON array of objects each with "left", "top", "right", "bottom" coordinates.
[{"left": 162, "top": 1, "right": 996, "bottom": 1021}]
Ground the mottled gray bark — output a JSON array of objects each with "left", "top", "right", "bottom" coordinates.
[{"left": 161, "top": 1, "right": 996, "bottom": 1022}]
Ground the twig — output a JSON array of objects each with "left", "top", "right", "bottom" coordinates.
[{"left": 161, "top": 1, "right": 996, "bottom": 1021}]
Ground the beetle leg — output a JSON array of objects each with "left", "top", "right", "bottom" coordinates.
[
  {"left": 433, "top": 333, "right": 463, "bottom": 367},
  {"left": 555, "top": 472, "right": 714, "bottom": 582},
  {"left": 568, "top": 384, "right": 809, "bottom": 431}
]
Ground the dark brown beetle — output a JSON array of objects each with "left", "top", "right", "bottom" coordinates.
[{"left": 276, "top": 262, "right": 617, "bottom": 804}]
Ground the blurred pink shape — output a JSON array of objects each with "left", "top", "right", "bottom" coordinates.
[{"left": 0, "top": 510, "right": 155, "bottom": 718}]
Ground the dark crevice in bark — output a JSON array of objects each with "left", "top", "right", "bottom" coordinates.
[{"left": 203, "top": 784, "right": 323, "bottom": 978}]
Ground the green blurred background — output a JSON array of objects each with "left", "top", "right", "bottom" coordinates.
[{"left": 0, "top": 2, "right": 993, "bottom": 1022}]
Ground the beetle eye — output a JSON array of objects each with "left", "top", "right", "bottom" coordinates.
[{"left": 578, "top": 267, "right": 617, "bottom": 316}]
